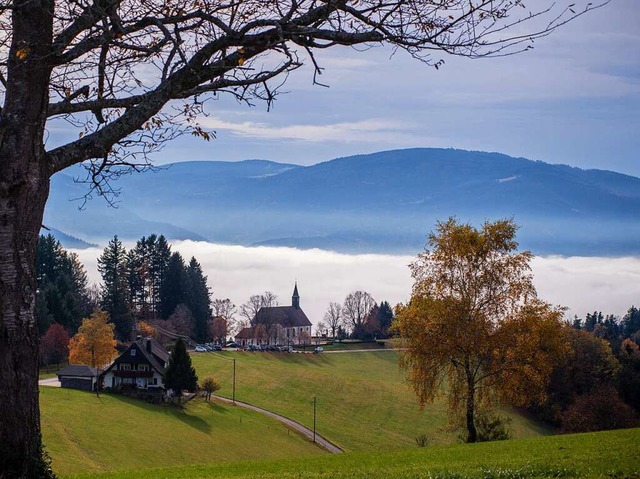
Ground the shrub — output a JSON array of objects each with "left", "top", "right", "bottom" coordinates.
[
  {"left": 476, "top": 412, "right": 512, "bottom": 442},
  {"left": 562, "top": 385, "right": 639, "bottom": 432},
  {"left": 415, "top": 433, "right": 429, "bottom": 447}
]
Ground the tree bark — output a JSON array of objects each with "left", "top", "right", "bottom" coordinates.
[
  {"left": 466, "top": 369, "right": 477, "bottom": 443},
  {"left": 0, "top": 1, "right": 54, "bottom": 476}
]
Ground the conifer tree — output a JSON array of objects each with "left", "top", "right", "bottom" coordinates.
[
  {"left": 186, "top": 257, "right": 212, "bottom": 344},
  {"left": 159, "top": 252, "right": 187, "bottom": 320},
  {"left": 35, "top": 234, "right": 91, "bottom": 334},
  {"left": 164, "top": 338, "right": 198, "bottom": 400},
  {"left": 98, "top": 236, "right": 131, "bottom": 341}
]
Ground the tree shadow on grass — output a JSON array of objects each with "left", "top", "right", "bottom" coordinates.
[{"left": 103, "top": 392, "right": 212, "bottom": 434}]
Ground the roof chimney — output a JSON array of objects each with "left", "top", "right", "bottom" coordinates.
[{"left": 146, "top": 337, "right": 152, "bottom": 353}]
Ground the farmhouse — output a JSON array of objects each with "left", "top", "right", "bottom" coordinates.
[
  {"left": 235, "top": 284, "right": 313, "bottom": 346},
  {"left": 101, "top": 336, "right": 169, "bottom": 391},
  {"left": 57, "top": 365, "right": 101, "bottom": 391}
]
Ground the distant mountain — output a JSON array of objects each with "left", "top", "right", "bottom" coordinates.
[
  {"left": 44, "top": 149, "right": 640, "bottom": 255},
  {"left": 42, "top": 228, "right": 98, "bottom": 250}
]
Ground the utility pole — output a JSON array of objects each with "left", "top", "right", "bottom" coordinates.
[
  {"left": 232, "top": 358, "right": 236, "bottom": 405},
  {"left": 313, "top": 396, "right": 317, "bottom": 443}
]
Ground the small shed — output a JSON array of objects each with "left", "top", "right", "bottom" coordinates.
[{"left": 57, "top": 365, "right": 100, "bottom": 391}]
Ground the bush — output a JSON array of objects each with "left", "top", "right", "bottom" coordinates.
[
  {"left": 415, "top": 433, "right": 429, "bottom": 447},
  {"left": 476, "top": 412, "right": 512, "bottom": 442},
  {"left": 562, "top": 385, "right": 639, "bottom": 432}
]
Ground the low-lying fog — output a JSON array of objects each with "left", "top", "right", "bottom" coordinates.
[{"left": 72, "top": 241, "right": 640, "bottom": 328}]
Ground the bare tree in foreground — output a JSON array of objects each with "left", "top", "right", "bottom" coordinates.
[{"left": 0, "top": 0, "right": 604, "bottom": 475}]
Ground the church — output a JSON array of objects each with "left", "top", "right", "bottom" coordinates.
[{"left": 235, "top": 283, "right": 313, "bottom": 347}]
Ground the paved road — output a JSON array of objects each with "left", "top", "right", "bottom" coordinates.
[
  {"left": 39, "top": 378, "right": 61, "bottom": 387},
  {"left": 213, "top": 395, "right": 343, "bottom": 454},
  {"left": 323, "top": 348, "right": 399, "bottom": 354}
]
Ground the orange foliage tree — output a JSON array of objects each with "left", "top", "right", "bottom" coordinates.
[
  {"left": 394, "top": 218, "right": 567, "bottom": 443},
  {"left": 69, "top": 311, "right": 117, "bottom": 368}
]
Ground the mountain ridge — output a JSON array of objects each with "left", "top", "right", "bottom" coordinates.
[{"left": 45, "top": 148, "right": 640, "bottom": 255}]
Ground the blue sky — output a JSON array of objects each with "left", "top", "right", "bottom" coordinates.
[{"left": 149, "top": 0, "right": 640, "bottom": 177}]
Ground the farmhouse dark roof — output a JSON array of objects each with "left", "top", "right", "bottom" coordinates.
[
  {"left": 254, "top": 306, "right": 311, "bottom": 327},
  {"left": 57, "top": 365, "right": 100, "bottom": 378},
  {"left": 101, "top": 336, "right": 169, "bottom": 377}
]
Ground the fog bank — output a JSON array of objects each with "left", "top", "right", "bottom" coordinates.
[{"left": 73, "top": 242, "right": 640, "bottom": 328}]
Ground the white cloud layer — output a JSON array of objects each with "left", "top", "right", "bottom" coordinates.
[{"left": 73, "top": 242, "right": 640, "bottom": 330}]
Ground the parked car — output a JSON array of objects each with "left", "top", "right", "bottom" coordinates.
[
  {"left": 212, "top": 345, "right": 222, "bottom": 351},
  {"left": 314, "top": 346, "right": 324, "bottom": 354},
  {"left": 194, "top": 345, "right": 207, "bottom": 352}
]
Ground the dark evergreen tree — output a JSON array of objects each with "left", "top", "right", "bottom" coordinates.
[
  {"left": 376, "top": 301, "right": 394, "bottom": 338},
  {"left": 125, "top": 248, "right": 144, "bottom": 316},
  {"left": 164, "top": 338, "right": 198, "bottom": 399},
  {"left": 35, "top": 234, "right": 91, "bottom": 334},
  {"left": 185, "top": 257, "right": 212, "bottom": 343},
  {"left": 622, "top": 306, "right": 640, "bottom": 340},
  {"left": 98, "top": 236, "right": 132, "bottom": 341},
  {"left": 584, "top": 311, "right": 603, "bottom": 332},
  {"left": 159, "top": 252, "right": 187, "bottom": 320},
  {"left": 151, "top": 235, "right": 171, "bottom": 317}
]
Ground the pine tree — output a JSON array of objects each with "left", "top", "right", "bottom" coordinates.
[
  {"left": 186, "top": 257, "right": 212, "bottom": 344},
  {"left": 164, "top": 338, "right": 198, "bottom": 400},
  {"left": 159, "top": 252, "right": 187, "bottom": 320},
  {"left": 151, "top": 235, "right": 171, "bottom": 317},
  {"left": 98, "top": 236, "right": 132, "bottom": 341},
  {"left": 35, "top": 234, "right": 91, "bottom": 334}
]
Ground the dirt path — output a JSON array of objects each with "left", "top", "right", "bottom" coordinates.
[
  {"left": 38, "top": 378, "right": 61, "bottom": 387},
  {"left": 213, "top": 395, "right": 343, "bottom": 454}
]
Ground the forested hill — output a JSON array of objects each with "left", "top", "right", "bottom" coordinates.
[{"left": 44, "top": 148, "right": 640, "bottom": 256}]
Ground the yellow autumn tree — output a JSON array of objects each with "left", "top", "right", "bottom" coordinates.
[
  {"left": 138, "top": 320, "right": 157, "bottom": 339},
  {"left": 69, "top": 311, "right": 117, "bottom": 368},
  {"left": 394, "top": 218, "right": 567, "bottom": 443}
]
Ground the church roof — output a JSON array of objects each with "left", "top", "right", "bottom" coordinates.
[{"left": 254, "top": 306, "right": 311, "bottom": 327}]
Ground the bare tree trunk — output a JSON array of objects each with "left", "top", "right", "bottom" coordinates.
[
  {"left": 0, "top": 1, "right": 54, "bottom": 476},
  {"left": 466, "top": 373, "right": 477, "bottom": 443}
]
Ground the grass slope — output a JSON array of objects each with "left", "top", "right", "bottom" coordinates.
[
  {"left": 40, "top": 387, "right": 323, "bottom": 475},
  {"left": 191, "top": 351, "right": 547, "bottom": 451},
  {"left": 67, "top": 428, "right": 640, "bottom": 479}
]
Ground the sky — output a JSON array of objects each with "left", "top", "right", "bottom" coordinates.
[
  {"left": 147, "top": 0, "right": 640, "bottom": 177},
  {"left": 72, "top": 242, "right": 640, "bottom": 331}
]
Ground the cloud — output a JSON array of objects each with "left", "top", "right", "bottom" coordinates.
[
  {"left": 197, "top": 116, "right": 430, "bottom": 144},
  {"left": 72, "top": 242, "right": 640, "bottom": 330}
]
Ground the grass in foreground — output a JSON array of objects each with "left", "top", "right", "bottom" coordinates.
[
  {"left": 40, "top": 387, "right": 323, "bottom": 475},
  {"left": 65, "top": 427, "right": 640, "bottom": 479},
  {"left": 191, "top": 351, "right": 547, "bottom": 452}
]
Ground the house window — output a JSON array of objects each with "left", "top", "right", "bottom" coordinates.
[
  {"left": 139, "top": 364, "right": 148, "bottom": 371},
  {"left": 131, "top": 349, "right": 136, "bottom": 357},
  {"left": 121, "top": 363, "right": 131, "bottom": 370}
]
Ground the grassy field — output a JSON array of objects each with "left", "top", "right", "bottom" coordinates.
[
  {"left": 190, "top": 350, "right": 548, "bottom": 452},
  {"left": 65, "top": 427, "right": 640, "bottom": 479},
  {"left": 40, "top": 387, "right": 323, "bottom": 475}
]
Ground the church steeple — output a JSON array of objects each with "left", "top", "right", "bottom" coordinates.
[{"left": 292, "top": 282, "right": 300, "bottom": 309}]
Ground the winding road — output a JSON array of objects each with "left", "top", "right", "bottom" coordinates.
[{"left": 212, "top": 395, "right": 343, "bottom": 454}]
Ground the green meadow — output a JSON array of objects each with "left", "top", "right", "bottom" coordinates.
[
  {"left": 191, "top": 350, "right": 547, "bottom": 451},
  {"left": 66, "top": 428, "right": 640, "bottom": 479},
  {"left": 40, "top": 387, "right": 323, "bottom": 475}
]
